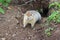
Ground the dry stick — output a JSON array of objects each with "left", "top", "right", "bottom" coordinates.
[
  {"left": 17, "top": 0, "right": 36, "bottom": 12},
  {"left": 17, "top": 0, "right": 36, "bottom": 6}
]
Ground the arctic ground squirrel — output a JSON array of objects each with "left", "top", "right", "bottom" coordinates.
[{"left": 23, "top": 10, "right": 41, "bottom": 28}]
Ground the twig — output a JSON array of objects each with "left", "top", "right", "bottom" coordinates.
[{"left": 17, "top": 0, "right": 36, "bottom": 6}]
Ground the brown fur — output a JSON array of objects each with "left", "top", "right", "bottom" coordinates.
[{"left": 26, "top": 12, "right": 32, "bottom": 17}]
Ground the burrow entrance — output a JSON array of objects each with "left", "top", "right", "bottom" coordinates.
[{"left": 11, "top": 0, "right": 50, "bottom": 17}]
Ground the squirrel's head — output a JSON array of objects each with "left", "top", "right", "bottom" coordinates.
[{"left": 25, "top": 11, "right": 33, "bottom": 21}]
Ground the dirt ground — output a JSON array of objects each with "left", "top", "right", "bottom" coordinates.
[{"left": 0, "top": 6, "right": 60, "bottom": 40}]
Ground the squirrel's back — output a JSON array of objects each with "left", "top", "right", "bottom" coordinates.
[{"left": 26, "top": 10, "right": 41, "bottom": 21}]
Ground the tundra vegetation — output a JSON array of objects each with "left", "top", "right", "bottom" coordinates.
[
  {"left": 0, "top": 0, "right": 11, "bottom": 14},
  {"left": 47, "top": 2, "right": 60, "bottom": 23},
  {"left": 45, "top": 2, "right": 60, "bottom": 36}
]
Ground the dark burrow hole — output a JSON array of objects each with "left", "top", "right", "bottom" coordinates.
[{"left": 40, "top": 7, "right": 49, "bottom": 17}]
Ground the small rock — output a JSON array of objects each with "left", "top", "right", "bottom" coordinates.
[
  {"left": 1, "top": 38, "right": 6, "bottom": 40},
  {"left": 16, "top": 27, "right": 18, "bottom": 29},
  {"left": 5, "top": 33, "right": 8, "bottom": 35},
  {"left": 28, "top": 36, "right": 31, "bottom": 39},
  {"left": 8, "top": 20, "right": 11, "bottom": 22},
  {"left": 12, "top": 34, "right": 16, "bottom": 37}
]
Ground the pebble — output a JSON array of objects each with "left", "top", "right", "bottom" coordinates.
[
  {"left": 12, "top": 34, "right": 16, "bottom": 37},
  {"left": 16, "top": 27, "right": 18, "bottom": 29},
  {"left": 5, "top": 33, "right": 8, "bottom": 35},
  {"left": 28, "top": 36, "right": 31, "bottom": 39},
  {"left": 1, "top": 38, "right": 6, "bottom": 40}
]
